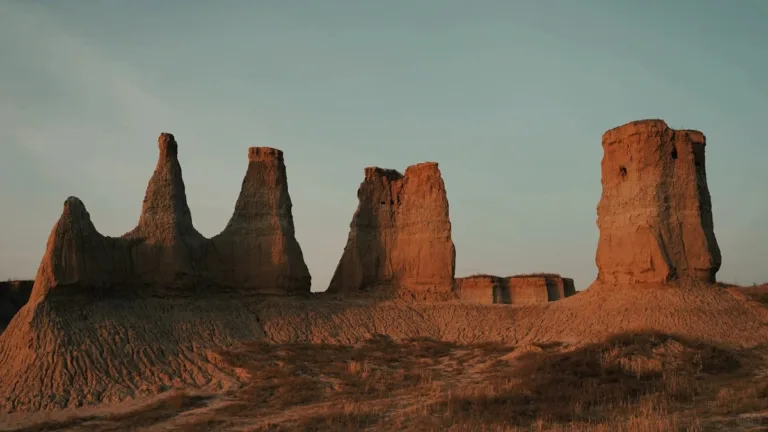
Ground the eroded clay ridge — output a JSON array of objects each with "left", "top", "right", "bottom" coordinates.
[
  {"left": 328, "top": 162, "right": 456, "bottom": 297},
  {"left": 0, "top": 280, "right": 32, "bottom": 331},
  {"left": 456, "top": 274, "right": 576, "bottom": 305},
  {"left": 595, "top": 119, "right": 721, "bottom": 284},
  {"left": 29, "top": 134, "right": 311, "bottom": 303}
]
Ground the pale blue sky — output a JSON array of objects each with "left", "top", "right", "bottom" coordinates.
[{"left": 1, "top": 0, "right": 766, "bottom": 290}]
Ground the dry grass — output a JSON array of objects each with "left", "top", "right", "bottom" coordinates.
[
  {"left": 6, "top": 332, "right": 768, "bottom": 431},
  {"left": 415, "top": 333, "right": 747, "bottom": 430},
  {"left": 7, "top": 392, "right": 210, "bottom": 432},
  {"left": 172, "top": 332, "right": 767, "bottom": 431},
  {"left": 739, "top": 283, "right": 768, "bottom": 306}
]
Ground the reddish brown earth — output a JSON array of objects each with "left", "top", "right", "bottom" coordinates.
[
  {"left": 595, "top": 120, "right": 721, "bottom": 285},
  {"left": 327, "top": 163, "right": 456, "bottom": 299},
  {"left": 0, "top": 121, "right": 766, "bottom": 423},
  {"left": 0, "top": 281, "right": 32, "bottom": 332}
]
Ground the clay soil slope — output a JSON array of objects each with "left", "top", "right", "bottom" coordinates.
[{"left": 0, "top": 281, "right": 766, "bottom": 414}]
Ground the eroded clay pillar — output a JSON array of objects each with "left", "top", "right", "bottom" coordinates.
[{"left": 595, "top": 119, "right": 721, "bottom": 284}]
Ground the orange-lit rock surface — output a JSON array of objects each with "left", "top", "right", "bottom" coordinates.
[
  {"left": 455, "top": 275, "right": 504, "bottom": 304},
  {"left": 328, "top": 162, "right": 456, "bottom": 297},
  {"left": 595, "top": 120, "right": 721, "bottom": 285}
]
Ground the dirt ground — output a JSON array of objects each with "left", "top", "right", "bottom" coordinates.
[
  {"left": 2, "top": 331, "right": 767, "bottom": 432},
  {"left": 0, "top": 284, "right": 766, "bottom": 431}
]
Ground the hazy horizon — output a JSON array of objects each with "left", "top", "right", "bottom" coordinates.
[{"left": 1, "top": 0, "right": 767, "bottom": 290}]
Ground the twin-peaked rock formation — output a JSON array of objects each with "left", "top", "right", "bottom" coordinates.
[
  {"left": 455, "top": 274, "right": 576, "bottom": 305},
  {"left": 29, "top": 134, "right": 310, "bottom": 303},
  {"left": 595, "top": 120, "right": 721, "bottom": 285},
  {"left": 328, "top": 163, "right": 456, "bottom": 298}
]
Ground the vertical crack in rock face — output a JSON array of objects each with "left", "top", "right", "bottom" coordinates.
[
  {"left": 328, "top": 162, "right": 456, "bottom": 298},
  {"left": 28, "top": 134, "right": 311, "bottom": 303},
  {"left": 211, "top": 147, "right": 311, "bottom": 295},
  {"left": 596, "top": 119, "right": 722, "bottom": 285}
]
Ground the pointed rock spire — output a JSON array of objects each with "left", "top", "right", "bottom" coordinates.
[
  {"left": 211, "top": 147, "right": 311, "bottom": 294},
  {"left": 29, "top": 197, "right": 129, "bottom": 302},
  {"left": 123, "top": 133, "right": 206, "bottom": 283},
  {"left": 125, "top": 133, "right": 200, "bottom": 243}
]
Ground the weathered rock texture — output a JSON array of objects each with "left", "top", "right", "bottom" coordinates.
[
  {"left": 455, "top": 275, "right": 504, "bottom": 304},
  {"left": 596, "top": 120, "right": 721, "bottom": 285},
  {"left": 6, "top": 279, "right": 767, "bottom": 413},
  {"left": 505, "top": 276, "right": 553, "bottom": 305},
  {"left": 210, "top": 147, "right": 311, "bottom": 295},
  {"left": 328, "top": 162, "right": 456, "bottom": 298},
  {"left": 123, "top": 133, "right": 208, "bottom": 284},
  {"left": 28, "top": 134, "right": 310, "bottom": 303},
  {"left": 456, "top": 274, "right": 575, "bottom": 304},
  {"left": 0, "top": 280, "right": 32, "bottom": 331}
]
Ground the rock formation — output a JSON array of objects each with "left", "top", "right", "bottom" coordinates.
[
  {"left": 29, "top": 197, "right": 133, "bottom": 301},
  {"left": 210, "top": 147, "right": 311, "bottom": 295},
  {"left": 28, "top": 134, "right": 311, "bottom": 303},
  {"left": 328, "top": 162, "right": 456, "bottom": 298},
  {"left": 123, "top": 133, "right": 208, "bottom": 284},
  {"left": 455, "top": 275, "right": 504, "bottom": 304},
  {"left": 455, "top": 274, "right": 575, "bottom": 304},
  {"left": 596, "top": 120, "right": 721, "bottom": 285},
  {"left": 0, "top": 280, "right": 32, "bottom": 331},
  {"left": 506, "top": 275, "right": 555, "bottom": 304},
  {"left": 563, "top": 277, "right": 577, "bottom": 297}
]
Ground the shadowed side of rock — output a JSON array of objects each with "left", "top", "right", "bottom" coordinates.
[
  {"left": 596, "top": 120, "right": 721, "bottom": 285},
  {"left": 328, "top": 162, "right": 456, "bottom": 298},
  {"left": 210, "top": 147, "right": 311, "bottom": 295},
  {"left": 28, "top": 134, "right": 312, "bottom": 303},
  {"left": 0, "top": 280, "right": 33, "bottom": 331}
]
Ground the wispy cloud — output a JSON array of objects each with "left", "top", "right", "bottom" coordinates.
[
  {"left": 0, "top": 1, "right": 177, "bottom": 187},
  {"left": 0, "top": 1, "right": 185, "bottom": 276}
]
